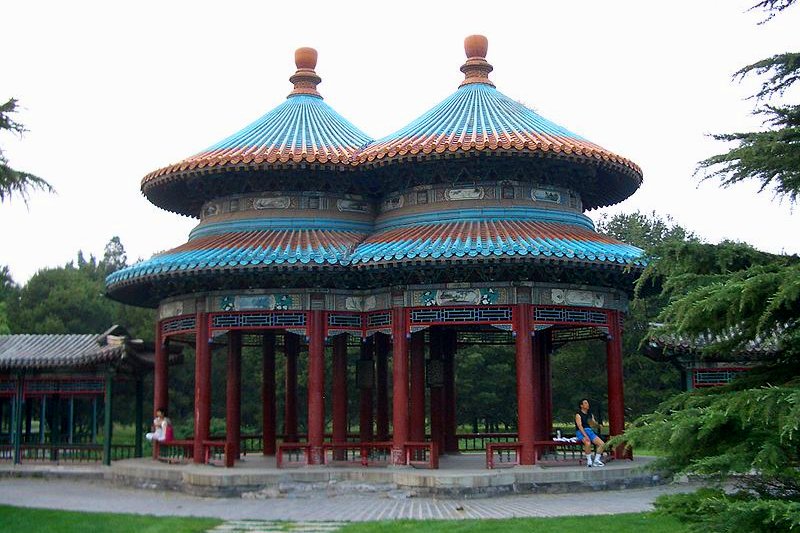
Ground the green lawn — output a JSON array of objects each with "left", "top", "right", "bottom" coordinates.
[
  {"left": 0, "top": 505, "right": 221, "bottom": 533},
  {"left": 340, "top": 513, "right": 688, "bottom": 532}
]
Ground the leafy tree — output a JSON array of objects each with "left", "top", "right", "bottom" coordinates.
[
  {"left": 102, "top": 236, "right": 127, "bottom": 275},
  {"left": 0, "top": 98, "right": 54, "bottom": 204},
  {"left": 0, "top": 302, "right": 10, "bottom": 335},
  {"left": 549, "top": 211, "right": 694, "bottom": 426},
  {"left": 596, "top": 210, "right": 696, "bottom": 249},
  {"left": 0, "top": 266, "right": 19, "bottom": 335},
  {"left": 8, "top": 237, "right": 155, "bottom": 341},
  {"left": 457, "top": 344, "right": 516, "bottom": 431},
  {"left": 0, "top": 265, "right": 18, "bottom": 301},
  {"left": 616, "top": 2, "right": 800, "bottom": 531}
]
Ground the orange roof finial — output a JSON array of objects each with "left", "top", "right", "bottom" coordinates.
[
  {"left": 460, "top": 35, "right": 494, "bottom": 88},
  {"left": 289, "top": 47, "right": 322, "bottom": 98}
]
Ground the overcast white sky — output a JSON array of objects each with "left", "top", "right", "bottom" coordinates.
[{"left": 2, "top": 0, "right": 798, "bottom": 284}]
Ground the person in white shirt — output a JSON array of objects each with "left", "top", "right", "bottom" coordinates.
[{"left": 146, "top": 408, "right": 170, "bottom": 442}]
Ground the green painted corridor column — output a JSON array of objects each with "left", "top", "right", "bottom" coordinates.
[
  {"left": 103, "top": 370, "right": 114, "bottom": 466},
  {"left": 12, "top": 374, "right": 24, "bottom": 464},
  {"left": 134, "top": 377, "right": 144, "bottom": 458}
]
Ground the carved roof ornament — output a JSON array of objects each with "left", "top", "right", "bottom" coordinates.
[
  {"left": 460, "top": 34, "right": 495, "bottom": 88},
  {"left": 288, "top": 47, "right": 322, "bottom": 98}
]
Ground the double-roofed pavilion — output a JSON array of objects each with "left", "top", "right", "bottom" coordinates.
[{"left": 106, "top": 36, "right": 644, "bottom": 468}]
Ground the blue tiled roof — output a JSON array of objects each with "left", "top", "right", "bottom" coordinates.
[
  {"left": 351, "top": 220, "right": 644, "bottom": 265},
  {"left": 106, "top": 229, "right": 365, "bottom": 286},
  {"left": 359, "top": 83, "right": 640, "bottom": 177},
  {"left": 145, "top": 95, "right": 372, "bottom": 183},
  {"left": 106, "top": 219, "right": 644, "bottom": 288}
]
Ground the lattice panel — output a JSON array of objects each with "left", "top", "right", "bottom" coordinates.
[
  {"left": 162, "top": 316, "right": 196, "bottom": 334},
  {"left": 411, "top": 306, "right": 513, "bottom": 325},
  {"left": 534, "top": 307, "right": 607, "bottom": 325},
  {"left": 211, "top": 312, "right": 307, "bottom": 329},
  {"left": 0, "top": 380, "right": 14, "bottom": 395},
  {"left": 457, "top": 330, "right": 514, "bottom": 345},
  {"left": 693, "top": 368, "right": 748, "bottom": 387},
  {"left": 367, "top": 312, "right": 391, "bottom": 327},
  {"left": 551, "top": 327, "right": 609, "bottom": 347},
  {"left": 328, "top": 329, "right": 363, "bottom": 339},
  {"left": 24, "top": 379, "right": 105, "bottom": 396},
  {"left": 328, "top": 314, "right": 362, "bottom": 328}
]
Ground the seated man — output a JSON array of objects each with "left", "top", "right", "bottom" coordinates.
[{"left": 575, "top": 398, "right": 605, "bottom": 467}]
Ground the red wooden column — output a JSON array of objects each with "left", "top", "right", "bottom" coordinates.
[
  {"left": 514, "top": 304, "right": 536, "bottom": 465},
  {"left": 193, "top": 312, "right": 211, "bottom": 464},
  {"left": 428, "top": 327, "right": 444, "bottom": 452},
  {"left": 284, "top": 333, "right": 299, "bottom": 443},
  {"left": 443, "top": 329, "right": 459, "bottom": 453},
  {"left": 542, "top": 333, "right": 554, "bottom": 438},
  {"left": 359, "top": 337, "right": 375, "bottom": 443},
  {"left": 606, "top": 310, "right": 626, "bottom": 459},
  {"left": 531, "top": 333, "right": 545, "bottom": 442},
  {"left": 307, "top": 310, "right": 326, "bottom": 465},
  {"left": 332, "top": 334, "right": 349, "bottom": 446},
  {"left": 153, "top": 322, "right": 168, "bottom": 416},
  {"left": 375, "top": 334, "right": 390, "bottom": 442},
  {"left": 262, "top": 332, "right": 276, "bottom": 455},
  {"left": 409, "top": 331, "right": 426, "bottom": 442},
  {"left": 226, "top": 330, "right": 242, "bottom": 460},
  {"left": 391, "top": 307, "right": 409, "bottom": 465}
]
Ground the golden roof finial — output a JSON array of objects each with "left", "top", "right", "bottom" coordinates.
[
  {"left": 289, "top": 47, "right": 322, "bottom": 98},
  {"left": 460, "top": 35, "right": 495, "bottom": 88}
]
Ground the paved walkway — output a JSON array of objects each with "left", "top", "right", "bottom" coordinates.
[{"left": 0, "top": 477, "right": 697, "bottom": 522}]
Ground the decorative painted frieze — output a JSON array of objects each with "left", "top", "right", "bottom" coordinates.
[
  {"left": 345, "top": 295, "right": 376, "bottom": 311},
  {"left": 338, "top": 292, "right": 389, "bottom": 312},
  {"left": 199, "top": 191, "right": 372, "bottom": 220},
  {"left": 160, "top": 300, "right": 183, "bottom": 319},
  {"left": 378, "top": 182, "right": 582, "bottom": 216},
  {"left": 382, "top": 195, "right": 404, "bottom": 211},
  {"left": 529, "top": 284, "right": 627, "bottom": 311},
  {"left": 445, "top": 187, "right": 485, "bottom": 201},
  {"left": 337, "top": 198, "right": 369, "bottom": 213},
  {"left": 551, "top": 288, "right": 604, "bottom": 307},
  {"left": 216, "top": 293, "right": 296, "bottom": 311},
  {"left": 203, "top": 203, "right": 219, "bottom": 217},
  {"left": 417, "top": 287, "right": 504, "bottom": 307},
  {"left": 254, "top": 196, "right": 291, "bottom": 209},
  {"left": 532, "top": 188, "right": 561, "bottom": 204}
]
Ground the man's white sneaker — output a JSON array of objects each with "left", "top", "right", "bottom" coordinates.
[
  {"left": 586, "top": 460, "right": 593, "bottom": 467},
  {"left": 593, "top": 458, "right": 605, "bottom": 467}
]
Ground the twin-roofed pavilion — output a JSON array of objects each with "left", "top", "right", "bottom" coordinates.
[{"left": 106, "top": 36, "right": 643, "bottom": 468}]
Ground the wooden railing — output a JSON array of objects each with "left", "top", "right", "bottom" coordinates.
[
  {"left": 203, "top": 440, "right": 232, "bottom": 467},
  {"left": 486, "top": 442, "right": 522, "bottom": 469},
  {"left": 276, "top": 443, "right": 311, "bottom": 468},
  {"left": 484, "top": 440, "right": 614, "bottom": 468},
  {"left": 154, "top": 440, "right": 194, "bottom": 463},
  {"left": 405, "top": 441, "right": 438, "bottom": 469},
  {"left": 322, "top": 443, "right": 363, "bottom": 467},
  {"left": 207, "top": 432, "right": 364, "bottom": 456},
  {"left": 0, "top": 443, "right": 135, "bottom": 463},
  {"left": 457, "top": 433, "right": 518, "bottom": 451},
  {"left": 533, "top": 440, "right": 612, "bottom": 466},
  {"left": 321, "top": 442, "right": 392, "bottom": 467}
]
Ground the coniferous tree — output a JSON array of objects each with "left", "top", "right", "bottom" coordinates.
[
  {"left": 616, "top": 2, "right": 800, "bottom": 530},
  {"left": 0, "top": 98, "right": 54, "bottom": 204}
]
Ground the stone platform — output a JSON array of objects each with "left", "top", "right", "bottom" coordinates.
[{"left": 109, "top": 454, "right": 665, "bottom": 498}]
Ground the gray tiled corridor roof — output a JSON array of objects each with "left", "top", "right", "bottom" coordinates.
[{"left": 0, "top": 331, "right": 127, "bottom": 369}]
